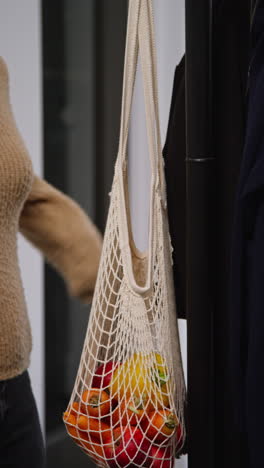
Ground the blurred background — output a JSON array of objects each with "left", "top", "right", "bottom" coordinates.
[{"left": 0, "top": 1, "right": 186, "bottom": 467}]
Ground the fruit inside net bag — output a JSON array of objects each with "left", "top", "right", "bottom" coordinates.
[{"left": 64, "top": 353, "right": 184, "bottom": 468}]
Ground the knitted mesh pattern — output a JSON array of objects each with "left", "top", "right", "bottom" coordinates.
[{"left": 64, "top": 1, "right": 186, "bottom": 465}]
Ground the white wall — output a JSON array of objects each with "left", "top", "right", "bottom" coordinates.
[
  {"left": 0, "top": 0, "right": 44, "bottom": 430},
  {"left": 128, "top": 1, "right": 187, "bottom": 466}
]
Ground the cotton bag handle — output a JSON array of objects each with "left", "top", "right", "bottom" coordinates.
[{"left": 117, "top": 0, "right": 165, "bottom": 199}]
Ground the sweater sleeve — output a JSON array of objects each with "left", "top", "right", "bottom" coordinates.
[{"left": 19, "top": 175, "right": 103, "bottom": 304}]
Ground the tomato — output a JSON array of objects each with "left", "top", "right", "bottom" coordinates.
[
  {"left": 63, "top": 412, "right": 79, "bottom": 440},
  {"left": 81, "top": 388, "right": 110, "bottom": 418},
  {"left": 69, "top": 401, "right": 82, "bottom": 416},
  {"left": 63, "top": 412, "right": 88, "bottom": 446},
  {"left": 111, "top": 395, "right": 148, "bottom": 427},
  {"left": 77, "top": 414, "right": 112, "bottom": 443},
  {"left": 141, "top": 409, "right": 178, "bottom": 442},
  {"left": 63, "top": 410, "right": 107, "bottom": 461},
  {"left": 80, "top": 436, "right": 105, "bottom": 462}
]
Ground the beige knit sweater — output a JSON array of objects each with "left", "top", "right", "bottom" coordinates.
[{"left": 0, "top": 57, "right": 102, "bottom": 380}]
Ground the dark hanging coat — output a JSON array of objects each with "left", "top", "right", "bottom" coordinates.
[
  {"left": 230, "top": 2, "right": 264, "bottom": 467},
  {"left": 212, "top": 2, "right": 250, "bottom": 467},
  {"left": 163, "top": 56, "right": 186, "bottom": 320},
  {"left": 163, "top": 0, "right": 250, "bottom": 466}
]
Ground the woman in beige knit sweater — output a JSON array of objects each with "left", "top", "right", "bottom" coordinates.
[{"left": 0, "top": 57, "right": 102, "bottom": 467}]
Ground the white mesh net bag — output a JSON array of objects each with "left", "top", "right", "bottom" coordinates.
[{"left": 63, "top": 0, "right": 186, "bottom": 466}]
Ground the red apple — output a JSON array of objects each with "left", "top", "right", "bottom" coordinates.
[
  {"left": 92, "top": 361, "right": 119, "bottom": 390},
  {"left": 148, "top": 445, "right": 173, "bottom": 468},
  {"left": 104, "top": 426, "right": 150, "bottom": 467}
]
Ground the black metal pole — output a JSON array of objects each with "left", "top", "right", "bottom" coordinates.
[{"left": 185, "top": 1, "right": 215, "bottom": 467}]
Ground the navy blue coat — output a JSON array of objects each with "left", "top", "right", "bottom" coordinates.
[{"left": 230, "top": 2, "right": 264, "bottom": 466}]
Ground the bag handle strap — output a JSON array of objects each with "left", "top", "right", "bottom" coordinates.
[
  {"left": 118, "top": 0, "right": 140, "bottom": 159},
  {"left": 139, "top": 0, "right": 163, "bottom": 188},
  {"left": 117, "top": 0, "right": 166, "bottom": 201}
]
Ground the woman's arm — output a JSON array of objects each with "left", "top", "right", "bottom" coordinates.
[{"left": 19, "top": 175, "right": 102, "bottom": 304}]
